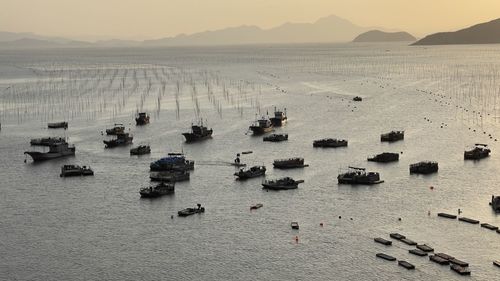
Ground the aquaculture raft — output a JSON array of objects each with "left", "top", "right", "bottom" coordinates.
[
  {"left": 376, "top": 253, "right": 396, "bottom": 261},
  {"left": 409, "top": 249, "right": 428, "bottom": 256},
  {"left": 374, "top": 237, "right": 392, "bottom": 245},
  {"left": 437, "top": 213, "right": 457, "bottom": 219},
  {"left": 458, "top": 217, "right": 480, "bottom": 224},
  {"left": 398, "top": 260, "right": 415, "bottom": 270}
]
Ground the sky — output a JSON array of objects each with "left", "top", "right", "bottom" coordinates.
[{"left": 0, "top": 0, "right": 499, "bottom": 41}]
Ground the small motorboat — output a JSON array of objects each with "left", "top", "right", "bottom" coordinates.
[
  {"left": 381, "top": 130, "right": 404, "bottom": 142},
  {"left": 250, "top": 203, "right": 263, "bottom": 210},
  {"left": 135, "top": 112, "right": 150, "bottom": 125},
  {"left": 234, "top": 166, "right": 266, "bottom": 179},
  {"left": 464, "top": 143, "right": 490, "bottom": 160},
  {"left": 490, "top": 195, "right": 500, "bottom": 213},
  {"left": 262, "top": 177, "right": 304, "bottom": 190},
  {"left": 263, "top": 133, "right": 288, "bottom": 142},
  {"left": 313, "top": 138, "right": 348, "bottom": 148},
  {"left": 353, "top": 96, "right": 362, "bottom": 102},
  {"left": 47, "top": 121, "right": 68, "bottom": 129},
  {"left": 178, "top": 204, "right": 205, "bottom": 217},
  {"left": 139, "top": 182, "right": 175, "bottom": 198},
  {"left": 291, "top": 222, "right": 299, "bottom": 229},
  {"left": 130, "top": 145, "right": 151, "bottom": 155},
  {"left": 409, "top": 161, "right": 438, "bottom": 174},
  {"left": 105, "top": 124, "right": 125, "bottom": 135},
  {"left": 103, "top": 133, "right": 133, "bottom": 148},
  {"left": 273, "top": 157, "right": 308, "bottom": 169},
  {"left": 60, "top": 165, "right": 94, "bottom": 177},
  {"left": 182, "top": 119, "right": 213, "bottom": 142}
]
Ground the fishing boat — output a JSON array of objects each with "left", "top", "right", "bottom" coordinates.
[
  {"left": 381, "top": 130, "right": 404, "bottom": 142},
  {"left": 490, "top": 195, "right": 500, "bottom": 213},
  {"left": 273, "top": 157, "right": 308, "bottom": 169},
  {"left": 409, "top": 161, "right": 438, "bottom": 174},
  {"left": 250, "top": 203, "right": 263, "bottom": 210},
  {"left": 178, "top": 204, "right": 205, "bottom": 217},
  {"left": 234, "top": 166, "right": 266, "bottom": 179},
  {"left": 249, "top": 116, "right": 273, "bottom": 135},
  {"left": 47, "top": 121, "right": 68, "bottom": 129},
  {"left": 464, "top": 143, "right": 490, "bottom": 160},
  {"left": 367, "top": 152, "right": 399, "bottom": 163},
  {"left": 150, "top": 153, "right": 194, "bottom": 172},
  {"left": 105, "top": 124, "right": 125, "bottom": 135},
  {"left": 24, "top": 142, "right": 75, "bottom": 162},
  {"left": 313, "top": 138, "right": 348, "bottom": 148},
  {"left": 269, "top": 107, "right": 287, "bottom": 127},
  {"left": 262, "top": 177, "right": 304, "bottom": 190},
  {"left": 139, "top": 182, "right": 175, "bottom": 198},
  {"left": 130, "top": 145, "right": 151, "bottom": 155},
  {"left": 182, "top": 119, "right": 213, "bottom": 142},
  {"left": 337, "top": 167, "right": 384, "bottom": 185},
  {"left": 30, "top": 137, "right": 65, "bottom": 146},
  {"left": 353, "top": 96, "right": 362, "bottom": 101},
  {"left": 291, "top": 222, "right": 299, "bottom": 229},
  {"left": 103, "top": 133, "right": 133, "bottom": 148},
  {"left": 135, "top": 112, "right": 150, "bottom": 125},
  {"left": 263, "top": 133, "right": 288, "bottom": 142},
  {"left": 60, "top": 165, "right": 94, "bottom": 177},
  {"left": 150, "top": 171, "right": 190, "bottom": 182}
]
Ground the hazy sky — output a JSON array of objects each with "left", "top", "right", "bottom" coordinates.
[{"left": 1, "top": 0, "right": 499, "bottom": 41}]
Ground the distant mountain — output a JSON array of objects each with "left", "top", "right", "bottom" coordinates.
[
  {"left": 0, "top": 38, "right": 91, "bottom": 49},
  {"left": 0, "top": 31, "right": 74, "bottom": 43},
  {"left": 353, "top": 30, "right": 416, "bottom": 42},
  {"left": 143, "top": 15, "right": 370, "bottom": 46},
  {"left": 413, "top": 18, "right": 500, "bottom": 45}
]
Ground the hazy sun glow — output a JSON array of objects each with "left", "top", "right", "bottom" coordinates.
[{"left": 0, "top": 0, "right": 499, "bottom": 40}]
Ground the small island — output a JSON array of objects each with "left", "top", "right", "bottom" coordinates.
[
  {"left": 353, "top": 30, "right": 416, "bottom": 42},
  {"left": 413, "top": 18, "right": 500, "bottom": 45}
]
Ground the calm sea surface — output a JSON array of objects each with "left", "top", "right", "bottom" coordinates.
[{"left": 1, "top": 43, "right": 500, "bottom": 280}]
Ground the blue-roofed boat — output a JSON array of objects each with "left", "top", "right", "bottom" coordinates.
[{"left": 150, "top": 153, "right": 194, "bottom": 172}]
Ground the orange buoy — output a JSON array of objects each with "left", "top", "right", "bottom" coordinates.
[
  {"left": 295, "top": 236, "right": 299, "bottom": 242},
  {"left": 430, "top": 186, "right": 434, "bottom": 190}
]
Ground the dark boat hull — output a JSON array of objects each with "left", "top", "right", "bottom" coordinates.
[
  {"left": 25, "top": 149, "right": 75, "bottom": 162},
  {"left": 135, "top": 118, "right": 150, "bottom": 125},
  {"left": 250, "top": 126, "right": 273, "bottom": 135},
  {"left": 182, "top": 131, "right": 213, "bottom": 142},
  {"left": 262, "top": 183, "right": 298, "bottom": 190},
  {"left": 270, "top": 117, "right": 287, "bottom": 127}
]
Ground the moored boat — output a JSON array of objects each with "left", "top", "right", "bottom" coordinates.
[
  {"left": 135, "top": 112, "right": 150, "bottom": 125},
  {"left": 182, "top": 119, "right": 213, "bottom": 142},
  {"left": 150, "top": 171, "right": 190, "bottom": 182},
  {"left": 234, "top": 166, "right": 266, "bottom": 179},
  {"left": 353, "top": 96, "right": 362, "bottom": 101},
  {"left": 249, "top": 116, "right": 273, "bottom": 135},
  {"left": 250, "top": 203, "right": 263, "bottom": 210},
  {"left": 140, "top": 182, "right": 175, "bottom": 198},
  {"left": 291, "top": 222, "right": 299, "bottom": 229},
  {"left": 150, "top": 153, "right": 194, "bottom": 172},
  {"left": 381, "top": 130, "right": 404, "bottom": 142},
  {"left": 178, "top": 204, "right": 205, "bottom": 216},
  {"left": 60, "top": 164, "right": 93, "bottom": 177},
  {"left": 24, "top": 142, "right": 75, "bottom": 162},
  {"left": 269, "top": 107, "right": 287, "bottom": 127},
  {"left": 130, "top": 145, "right": 151, "bottom": 155},
  {"left": 105, "top": 124, "right": 125, "bottom": 135},
  {"left": 30, "top": 137, "right": 65, "bottom": 146},
  {"left": 47, "top": 121, "right": 68, "bottom": 129},
  {"left": 313, "top": 138, "right": 348, "bottom": 148},
  {"left": 337, "top": 167, "right": 384, "bottom": 185},
  {"left": 464, "top": 143, "right": 490, "bottom": 160},
  {"left": 490, "top": 195, "right": 500, "bottom": 213},
  {"left": 103, "top": 133, "right": 133, "bottom": 148},
  {"left": 262, "top": 177, "right": 304, "bottom": 190},
  {"left": 273, "top": 157, "right": 308, "bottom": 169},
  {"left": 263, "top": 133, "right": 288, "bottom": 142},
  {"left": 409, "top": 161, "right": 438, "bottom": 174},
  {"left": 367, "top": 152, "right": 399, "bottom": 163}
]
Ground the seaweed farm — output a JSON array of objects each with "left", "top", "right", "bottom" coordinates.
[{"left": 1, "top": 43, "right": 500, "bottom": 280}]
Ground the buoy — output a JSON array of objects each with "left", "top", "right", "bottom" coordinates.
[
  {"left": 295, "top": 236, "right": 299, "bottom": 242},
  {"left": 430, "top": 186, "right": 434, "bottom": 190},
  {"left": 171, "top": 215, "right": 173, "bottom": 219},
  {"left": 338, "top": 216, "right": 342, "bottom": 219},
  {"left": 428, "top": 210, "right": 431, "bottom": 216},
  {"left": 398, "top": 218, "right": 402, "bottom": 221},
  {"left": 320, "top": 222, "right": 324, "bottom": 227}
]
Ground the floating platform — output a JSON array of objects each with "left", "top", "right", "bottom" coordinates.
[
  {"left": 481, "top": 223, "right": 498, "bottom": 231},
  {"left": 435, "top": 253, "right": 454, "bottom": 260},
  {"left": 376, "top": 253, "right": 396, "bottom": 261},
  {"left": 409, "top": 249, "right": 428, "bottom": 256},
  {"left": 374, "top": 237, "right": 392, "bottom": 245},
  {"left": 438, "top": 213, "right": 457, "bottom": 219},
  {"left": 458, "top": 217, "right": 480, "bottom": 224},
  {"left": 416, "top": 244, "right": 434, "bottom": 252},
  {"left": 450, "top": 258, "right": 469, "bottom": 267},
  {"left": 398, "top": 260, "right": 415, "bottom": 270},
  {"left": 450, "top": 264, "right": 471, "bottom": 275},
  {"left": 389, "top": 233, "right": 406, "bottom": 240},
  {"left": 401, "top": 238, "right": 417, "bottom": 246},
  {"left": 493, "top": 260, "right": 500, "bottom": 267},
  {"left": 430, "top": 255, "right": 450, "bottom": 265}
]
